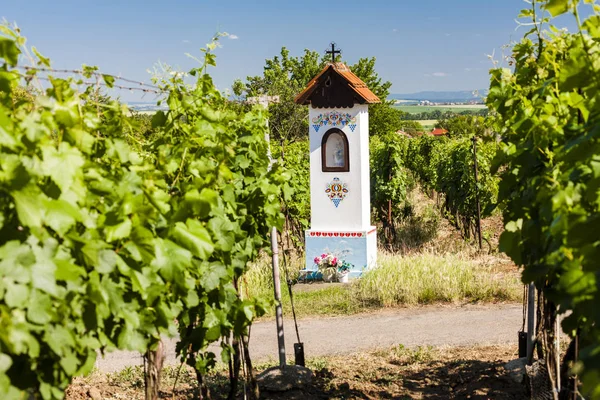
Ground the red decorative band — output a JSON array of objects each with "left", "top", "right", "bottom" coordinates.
[{"left": 307, "top": 231, "right": 365, "bottom": 238}]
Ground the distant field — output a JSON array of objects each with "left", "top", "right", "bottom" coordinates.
[
  {"left": 416, "top": 120, "right": 437, "bottom": 129},
  {"left": 133, "top": 110, "right": 156, "bottom": 115},
  {"left": 394, "top": 104, "right": 487, "bottom": 114}
]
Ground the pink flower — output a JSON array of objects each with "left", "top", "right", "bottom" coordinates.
[
  {"left": 321, "top": 253, "right": 327, "bottom": 259},
  {"left": 331, "top": 257, "right": 338, "bottom": 265},
  {"left": 314, "top": 257, "right": 321, "bottom": 264}
]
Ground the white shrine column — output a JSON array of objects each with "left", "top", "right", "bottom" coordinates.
[
  {"left": 308, "top": 105, "right": 371, "bottom": 231},
  {"left": 295, "top": 60, "right": 379, "bottom": 278}
]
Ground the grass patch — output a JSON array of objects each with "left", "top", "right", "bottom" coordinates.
[
  {"left": 356, "top": 253, "right": 519, "bottom": 306},
  {"left": 242, "top": 252, "right": 520, "bottom": 319}
]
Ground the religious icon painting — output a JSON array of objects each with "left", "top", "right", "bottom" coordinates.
[{"left": 325, "top": 177, "right": 349, "bottom": 208}]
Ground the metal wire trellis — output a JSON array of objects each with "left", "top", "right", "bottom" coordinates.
[{"left": 14, "top": 66, "right": 168, "bottom": 95}]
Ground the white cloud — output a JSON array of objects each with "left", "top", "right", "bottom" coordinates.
[
  {"left": 392, "top": 28, "right": 398, "bottom": 33},
  {"left": 432, "top": 72, "right": 449, "bottom": 77},
  {"left": 228, "top": 34, "right": 239, "bottom": 40},
  {"left": 182, "top": 40, "right": 190, "bottom": 43},
  {"left": 445, "top": 33, "right": 451, "bottom": 37}
]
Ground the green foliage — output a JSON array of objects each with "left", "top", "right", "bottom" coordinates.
[
  {"left": 398, "top": 120, "right": 424, "bottom": 136},
  {"left": 404, "top": 135, "right": 499, "bottom": 239},
  {"left": 370, "top": 133, "right": 415, "bottom": 247},
  {"left": 0, "top": 27, "right": 286, "bottom": 399},
  {"left": 369, "top": 104, "right": 405, "bottom": 136},
  {"left": 368, "top": 128, "right": 498, "bottom": 247},
  {"left": 487, "top": 0, "right": 600, "bottom": 396},
  {"left": 272, "top": 140, "right": 310, "bottom": 247},
  {"left": 397, "top": 106, "right": 488, "bottom": 121},
  {"left": 435, "top": 115, "right": 488, "bottom": 139}
]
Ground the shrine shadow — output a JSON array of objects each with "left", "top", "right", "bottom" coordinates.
[
  {"left": 394, "top": 358, "right": 526, "bottom": 399},
  {"left": 311, "top": 357, "right": 525, "bottom": 399},
  {"left": 384, "top": 211, "right": 440, "bottom": 252}
]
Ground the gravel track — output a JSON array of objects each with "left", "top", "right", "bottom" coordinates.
[{"left": 95, "top": 303, "right": 521, "bottom": 372}]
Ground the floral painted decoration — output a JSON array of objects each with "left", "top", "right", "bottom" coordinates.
[
  {"left": 312, "top": 111, "right": 357, "bottom": 132},
  {"left": 325, "top": 177, "right": 348, "bottom": 208}
]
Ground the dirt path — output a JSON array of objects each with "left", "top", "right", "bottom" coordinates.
[{"left": 95, "top": 303, "right": 521, "bottom": 372}]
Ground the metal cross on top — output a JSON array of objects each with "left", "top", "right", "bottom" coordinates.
[{"left": 326, "top": 42, "right": 341, "bottom": 63}]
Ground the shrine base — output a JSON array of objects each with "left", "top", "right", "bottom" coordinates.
[{"left": 304, "top": 227, "right": 377, "bottom": 278}]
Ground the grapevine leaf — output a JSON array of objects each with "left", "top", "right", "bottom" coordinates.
[
  {"left": 31, "top": 262, "right": 59, "bottom": 297},
  {"left": 4, "top": 280, "right": 29, "bottom": 308},
  {"left": 12, "top": 187, "right": 44, "bottom": 228},
  {"left": 96, "top": 250, "right": 117, "bottom": 274},
  {"left": 199, "top": 262, "right": 227, "bottom": 291},
  {"left": 104, "top": 219, "right": 132, "bottom": 243},
  {"left": 171, "top": 220, "right": 214, "bottom": 259},
  {"left": 44, "top": 199, "right": 81, "bottom": 236},
  {"left": 117, "top": 327, "right": 146, "bottom": 352},
  {"left": 545, "top": 0, "right": 570, "bottom": 16},
  {"left": 27, "top": 290, "right": 53, "bottom": 324},
  {"left": 0, "top": 38, "right": 19, "bottom": 66},
  {"left": 583, "top": 15, "right": 600, "bottom": 37},
  {"left": 153, "top": 239, "right": 192, "bottom": 282},
  {"left": 31, "top": 46, "right": 50, "bottom": 67},
  {"left": 151, "top": 111, "right": 167, "bottom": 128},
  {"left": 59, "top": 352, "right": 79, "bottom": 376},
  {"left": 499, "top": 230, "right": 522, "bottom": 266},
  {"left": 102, "top": 74, "right": 115, "bottom": 88},
  {"left": 0, "top": 354, "right": 12, "bottom": 373},
  {"left": 54, "top": 259, "right": 85, "bottom": 282}
]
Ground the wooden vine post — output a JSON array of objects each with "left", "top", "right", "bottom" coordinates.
[
  {"left": 471, "top": 136, "right": 483, "bottom": 250},
  {"left": 247, "top": 95, "right": 286, "bottom": 368}
]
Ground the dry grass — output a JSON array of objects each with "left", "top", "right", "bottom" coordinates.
[
  {"left": 241, "top": 251, "right": 520, "bottom": 320},
  {"left": 356, "top": 252, "right": 520, "bottom": 306}
]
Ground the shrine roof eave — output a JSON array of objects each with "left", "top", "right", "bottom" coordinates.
[{"left": 294, "top": 63, "right": 381, "bottom": 106}]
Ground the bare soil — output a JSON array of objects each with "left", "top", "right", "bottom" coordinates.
[{"left": 66, "top": 344, "right": 525, "bottom": 399}]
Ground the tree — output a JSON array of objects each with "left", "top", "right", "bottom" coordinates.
[
  {"left": 368, "top": 104, "right": 403, "bottom": 136},
  {"left": 349, "top": 57, "right": 392, "bottom": 101},
  {"left": 240, "top": 47, "right": 397, "bottom": 142},
  {"left": 243, "top": 48, "right": 324, "bottom": 144},
  {"left": 398, "top": 120, "right": 424, "bottom": 136},
  {"left": 435, "top": 115, "right": 487, "bottom": 139}
]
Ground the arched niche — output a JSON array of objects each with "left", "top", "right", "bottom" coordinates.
[{"left": 321, "top": 128, "right": 349, "bottom": 172}]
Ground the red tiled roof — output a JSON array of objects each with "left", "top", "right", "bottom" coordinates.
[
  {"left": 430, "top": 128, "right": 448, "bottom": 136},
  {"left": 294, "top": 62, "right": 380, "bottom": 105}
]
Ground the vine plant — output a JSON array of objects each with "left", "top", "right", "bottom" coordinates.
[
  {"left": 0, "top": 26, "right": 288, "bottom": 399},
  {"left": 402, "top": 135, "right": 499, "bottom": 243},
  {"left": 488, "top": 0, "right": 600, "bottom": 397}
]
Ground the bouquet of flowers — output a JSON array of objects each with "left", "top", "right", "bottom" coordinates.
[{"left": 313, "top": 253, "right": 350, "bottom": 281}]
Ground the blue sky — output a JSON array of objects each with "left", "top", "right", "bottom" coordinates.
[{"left": 2, "top": 0, "right": 585, "bottom": 101}]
